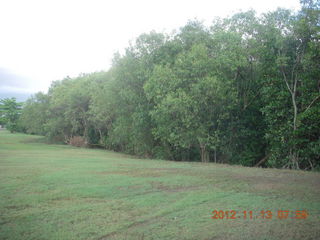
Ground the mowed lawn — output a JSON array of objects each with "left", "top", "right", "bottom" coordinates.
[{"left": 0, "top": 131, "right": 319, "bottom": 240}]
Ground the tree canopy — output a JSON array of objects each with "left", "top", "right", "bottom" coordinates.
[
  {"left": 17, "top": 1, "right": 320, "bottom": 170},
  {"left": 0, "top": 98, "right": 22, "bottom": 133}
]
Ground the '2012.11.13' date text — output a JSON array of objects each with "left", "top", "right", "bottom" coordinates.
[{"left": 211, "top": 210, "right": 308, "bottom": 220}]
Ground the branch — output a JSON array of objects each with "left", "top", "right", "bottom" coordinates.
[
  {"left": 254, "top": 154, "right": 270, "bottom": 167},
  {"left": 280, "top": 66, "right": 293, "bottom": 95},
  {"left": 291, "top": 41, "right": 304, "bottom": 88},
  {"left": 303, "top": 95, "right": 320, "bottom": 113},
  {"left": 243, "top": 91, "right": 260, "bottom": 110}
]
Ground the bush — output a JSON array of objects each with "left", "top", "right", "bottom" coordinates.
[{"left": 69, "top": 136, "right": 87, "bottom": 147}]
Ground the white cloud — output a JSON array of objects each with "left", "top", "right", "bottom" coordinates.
[{"left": 0, "top": 0, "right": 300, "bottom": 94}]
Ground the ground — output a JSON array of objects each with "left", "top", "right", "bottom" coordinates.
[{"left": 0, "top": 130, "right": 319, "bottom": 240}]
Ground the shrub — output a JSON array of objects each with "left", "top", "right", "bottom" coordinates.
[{"left": 69, "top": 136, "right": 87, "bottom": 147}]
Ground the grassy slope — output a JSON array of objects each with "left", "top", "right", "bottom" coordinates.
[{"left": 0, "top": 130, "right": 319, "bottom": 240}]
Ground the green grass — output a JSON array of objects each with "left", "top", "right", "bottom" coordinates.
[{"left": 0, "top": 130, "right": 319, "bottom": 240}]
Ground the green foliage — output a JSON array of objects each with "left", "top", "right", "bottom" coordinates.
[
  {"left": 18, "top": 2, "right": 320, "bottom": 169},
  {"left": 20, "top": 93, "right": 50, "bottom": 135},
  {"left": 258, "top": 5, "right": 320, "bottom": 170},
  {"left": 0, "top": 98, "right": 22, "bottom": 132}
]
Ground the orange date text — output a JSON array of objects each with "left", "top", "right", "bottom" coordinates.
[{"left": 211, "top": 210, "right": 308, "bottom": 220}]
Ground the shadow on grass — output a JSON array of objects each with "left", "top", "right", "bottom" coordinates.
[{"left": 20, "top": 136, "right": 65, "bottom": 145}]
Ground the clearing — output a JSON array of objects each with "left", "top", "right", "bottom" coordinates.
[{"left": 0, "top": 130, "right": 319, "bottom": 239}]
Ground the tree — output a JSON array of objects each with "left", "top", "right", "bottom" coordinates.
[
  {"left": 145, "top": 44, "right": 237, "bottom": 162},
  {"left": 20, "top": 92, "right": 50, "bottom": 135},
  {"left": 0, "top": 98, "right": 22, "bottom": 132},
  {"left": 259, "top": 5, "right": 320, "bottom": 169}
]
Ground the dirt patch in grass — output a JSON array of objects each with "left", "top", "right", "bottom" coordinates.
[
  {"left": 233, "top": 171, "right": 320, "bottom": 192},
  {"left": 95, "top": 170, "right": 132, "bottom": 175},
  {"left": 47, "top": 197, "right": 113, "bottom": 206},
  {"left": 150, "top": 181, "right": 201, "bottom": 193},
  {"left": 98, "top": 218, "right": 155, "bottom": 240},
  {"left": 5, "top": 204, "right": 32, "bottom": 210},
  {"left": 129, "top": 168, "right": 179, "bottom": 177},
  {"left": 94, "top": 167, "right": 190, "bottom": 178},
  {"left": 117, "top": 185, "right": 144, "bottom": 191}
]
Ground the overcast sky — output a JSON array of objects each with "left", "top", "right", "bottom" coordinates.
[{"left": 0, "top": 0, "right": 300, "bottom": 99}]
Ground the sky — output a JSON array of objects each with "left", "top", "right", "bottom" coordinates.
[{"left": 0, "top": 0, "right": 300, "bottom": 101}]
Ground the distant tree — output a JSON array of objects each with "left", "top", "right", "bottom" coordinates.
[
  {"left": 20, "top": 92, "right": 50, "bottom": 135},
  {"left": 0, "top": 98, "right": 22, "bottom": 132}
]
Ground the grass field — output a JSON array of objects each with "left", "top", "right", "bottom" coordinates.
[{"left": 0, "top": 130, "right": 319, "bottom": 240}]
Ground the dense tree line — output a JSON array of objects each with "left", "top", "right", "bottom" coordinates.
[{"left": 18, "top": 1, "right": 319, "bottom": 170}]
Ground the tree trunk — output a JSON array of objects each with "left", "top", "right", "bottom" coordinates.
[
  {"left": 200, "top": 144, "right": 210, "bottom": 163},
  {"left": 292, "top": 77, "right": 298, "bottom": 132},
  {"left": 289, "top": 150, "right": 300, "bottom": 169},
  {"left": 254, "top": 154, "right": 270, "bottom": 167},
  {"left": 281, "top": 66, "right": 300, "bottom": 169},
  {"left": 98, "top": 129, "right": 106, "bottom": 148},
  {"left": 290, "top": 77, "right": 299, "bottom": 169}
]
